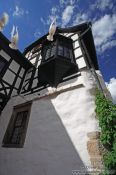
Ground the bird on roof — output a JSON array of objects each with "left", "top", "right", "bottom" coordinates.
[
  {"left": 9, "top": 26, "right": 19, "bottom": 50},
  {"left": 0, "top": 12, "right": 9, "bottom": 31},
  {"left": 47, "top": 18, "right": 56, "bottom": 41}
]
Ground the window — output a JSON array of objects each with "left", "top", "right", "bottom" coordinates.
[
  {"left": 38, "top": 34, "right": 78, "bottom": 87},
  {"left": 57, "top": 39, "right": 74, "bottom": 61},
  {"left": 58, "top": 45, "right": 63, "bottom": 56},
  {"left": 2, "top": 102, "right": 32, "bottom": 148},
  {"left": 58, "top": 45, "right": 73, "bottom": 60},
  {"left": 41, "top": 35, "right": 74, "bottom": 63},
  {"left": 44, "top": 42, "right": 56, "bottom": 61}
]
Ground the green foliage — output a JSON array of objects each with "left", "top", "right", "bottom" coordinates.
[
  {"left": 104, "top": 142, "right": 116, "bottom": 169},
  {"left": 95, "top": 90, "right": 116, "bottom": 174}
]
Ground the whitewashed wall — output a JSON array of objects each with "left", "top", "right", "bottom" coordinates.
[
  {"left": 0, "top": 31, "right": 112, "bottom": 174},
  {"left": 0, "top": 69, "right": 100, "bottom": 175}
]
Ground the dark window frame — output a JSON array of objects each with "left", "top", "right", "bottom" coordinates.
[
  {"left": 2, "top": 102, "right": 32, "bottom": 148},
  {"left": 41, "top": 35, "right": 75, "bottom": 63},
  {"left": 57, "top": 37, "right": 74, "bottom": 61}
]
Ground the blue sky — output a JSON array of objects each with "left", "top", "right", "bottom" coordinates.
[{"left": 0, "top": 0, "right": 116, "bottom": 102}]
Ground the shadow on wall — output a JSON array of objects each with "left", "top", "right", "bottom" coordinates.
[
  {"left": 0, "top": 92, "right": 88, "bottom": 175},
  {"left": 26, "top": 95, "right": 88, "bottom": 175}
]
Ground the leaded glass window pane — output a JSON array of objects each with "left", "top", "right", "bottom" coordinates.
[
  {"left": 50, "top": 43, "right": 56, "bottom": 57},
  {"left": 58, "top": 45, "right": 63, "bottom": 56},
  {"left": 3, "top": 103, "right": 31, "bottom": 148},
  {"left": 10, "top": 111, "right": 28, "bottom": 144},
  {"left": 64, "top": 47, "right": 70, "bottom": 58},
  {"left": 45, "top": 47, "right": 51, "bottom": 60}
]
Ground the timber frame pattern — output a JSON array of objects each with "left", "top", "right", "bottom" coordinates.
[
  {"left": 0, "top": 32, "right": 33, "bottom": 113},
  {"left": 0, "top": 22, "right": 99, "bottom": 113}
]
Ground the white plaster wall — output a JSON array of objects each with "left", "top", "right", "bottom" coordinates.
[
  {"left": 25, "top": 71, "right": 32, "bottom": 80},
  {"left": 1, "top": 54, "right": 23, "bottom": 92},
  {"left": 74, "top": 47, "right": 82, "bottom": 58},
  {"left": 73, "top": 40, "right": 79, "bottom": 48},
  {"left": 19, "top": 68, "right": 25, "bottom": 78},
  {"left": 15, "top": 77, "right": 21, "bottom": 89},
  {"left": 0, "top": 69, "right": 99, "bottom": 175},
  {"left": 76, "top": 57, "right": 86, "bottom": 69},
  {"left": 30, "top": 57, "right": 36, "bottom": 64},
  {"left": 9, "top": 60, "right": 20, "bottom": 73},
  {"left": 3, "top": 69, "right": 15, "bottom": 85},
  {"left": 71, "top": 34, "right": 78, "bottom": 41},
  {"left": 0, "top": 50, "right": 11, "bottom": 61}
]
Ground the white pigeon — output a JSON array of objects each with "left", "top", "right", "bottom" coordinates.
[
  {"left": 0, "top": 12, "right": 9, "bottom": 31},
  {"left": 9, "top": 26, "right": 19, "bottom": 50},
  {"left": 47, "top": 18, "right": 56, "bottom": 41}
]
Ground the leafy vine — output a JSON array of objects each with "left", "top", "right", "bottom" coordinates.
[{"left": 95, "top": 90, "right": 116, "bottom": 175}]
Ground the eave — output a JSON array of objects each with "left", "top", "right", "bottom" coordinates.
[
  {"left": 23, "top": 22, "right": 99, "bottom": 70},
  {"left": 0, "top": 32, "right": 33, "bottom": 70}
]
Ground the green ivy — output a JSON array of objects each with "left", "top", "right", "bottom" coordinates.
[{"left": 95, "top": 90, "right": 116, "bottom": 175}]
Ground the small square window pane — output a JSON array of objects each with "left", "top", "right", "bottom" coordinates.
[
  {"left": 64, "top": 47, "right": 70, "bottom": 58},
  {"left": 45, "top": 48, "right": 51, "bottom": 60},
  {"left": 58, "top": 46, "right": 63, "bottom": 56}
]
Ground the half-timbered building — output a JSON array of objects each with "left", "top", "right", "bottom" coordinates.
[{"left": 0, "top": 22, "right": 111, "bottom": 175}]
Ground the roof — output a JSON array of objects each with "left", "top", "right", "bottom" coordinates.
[
  {"left": 0, "top": 32, "right": 33, "bottom": 70},
  {"left": 24, "top": 22, "right": 99, "bottom": 70}
]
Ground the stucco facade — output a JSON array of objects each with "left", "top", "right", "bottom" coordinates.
[
  {"left": 0, "top": 23, "right": 111, "bottom": 175},
  {"left": 0, "top": 68, "right": 104, "bottom": 175}
]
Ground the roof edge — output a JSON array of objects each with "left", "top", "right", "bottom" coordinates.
[{"left": 24, "top": 22, "right": 91, "bottom": 54}]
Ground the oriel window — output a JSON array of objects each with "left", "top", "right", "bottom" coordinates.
[
  {"left": 57, "top": 40, "right": 74, "bottom": 60},
  {"left": 38, "top": 34, "right": 78, "bottom": 87},
  {"left": 41, "top": 34, "right": 75, "bottom": 63},
  {"left": 2, "top": 102, "right": 32, "bottom": 148},
  {"left": 43, "top": 42, "right": 56, "bottom": 61}
]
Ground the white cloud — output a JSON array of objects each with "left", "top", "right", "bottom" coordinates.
[
  {"left": 42, "top": 5, "right": 60, "bottom": 26},
  {"left": 46, "top": 15, "right": 57, "bottom": 26},
  {"left": 91, "top": 0, "right": 113, "bottom": 11},
  {"left": 13, "top": 5, "right": 24, "bottom": 17},
  {"left": 13, "top": 5, "right": 29, "bottom": 17},
  {"left": 92, "top": 14, "right": 116, "bottom": 53},
  {"left": 60, "top": 0, "right": 75, "bottom": 6},
  {"left": 62, "top": 5, "right": 74, "bottom": 26},
  {"left": 98, "top": 0, "right": 113, "bottom": 10},
  {"left": 101, "top": 40, "right": 116, "bottom": 52},
  {"left": 34, "top": 30, "right": 41, "bottom": 38},
  {"left": 40, "top": 17, "right": 46, "bottom": 25},
  {"left": 60, "top": 0, "right": 66, "bottom": 6},
  {"left": 51, "top": 7, "right": 57, "bottom": 15},
  {"left": 106, "top": 78, "right": 116, "bottom": 104},
  {"left": 73, "top": 13, "right": 88, "bottom": 25},
  {"left": 42, "top": 0, "right": 77, "bottom": 28}
]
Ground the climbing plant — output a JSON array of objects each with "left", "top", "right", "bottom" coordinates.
[{"left": 95, "top": 90, "right": 116, "bottom": 175}]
